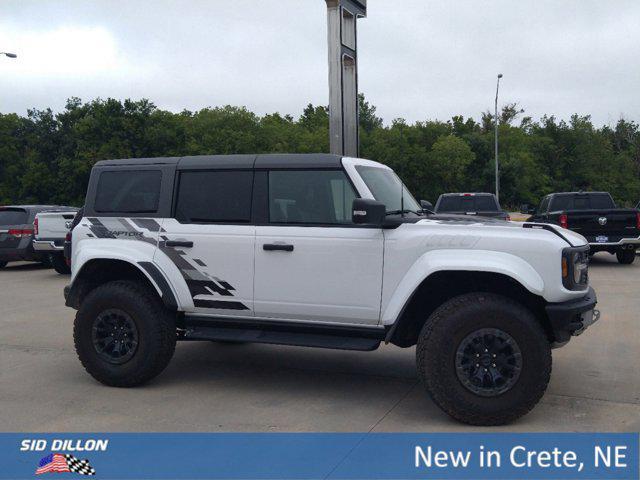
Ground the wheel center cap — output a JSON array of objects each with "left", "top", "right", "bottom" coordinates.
[{"left": 480, "top": 354, "right": 492, "bottom": 367}]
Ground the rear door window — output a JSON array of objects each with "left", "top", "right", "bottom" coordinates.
[
  {"left": 0, "top": 209, "right": 27, "bottom": 225},
  {"left": 94, "top": 170, "right": 162, "bottom": 214},
  {"left": 175, "top": 170, "right": 253, "bottom": 223}
]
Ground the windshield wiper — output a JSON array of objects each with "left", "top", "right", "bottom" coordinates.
[{"left": 386, "top": 209, "right": 423, "bottom": 216}]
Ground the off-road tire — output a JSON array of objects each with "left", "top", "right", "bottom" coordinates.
[
  {"left": 50, "top": 253, "right": 71, "bottom": 274},
  {"left": 416, "top": 292, "right": 551, "bottom": 426},
  {"left": 0, "top": 261, "right": 7, "bottom": 268},
  {"left": 616, "top": 249, "right": 636, "bottom": 265},
  {"left": 74, "top": 280, "right": 176, "bottom": 387}
]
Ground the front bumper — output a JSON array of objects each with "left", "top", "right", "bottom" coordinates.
[
  {"left": 33, "top": 239, "right": 65, "bottom": 252},
  {"left": 545, "top": 286, "right": 599, "bottom": 346}
]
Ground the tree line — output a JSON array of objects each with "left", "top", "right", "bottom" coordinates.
[{"left": 0, "top": 95, "right": 638, "bottom": 209}]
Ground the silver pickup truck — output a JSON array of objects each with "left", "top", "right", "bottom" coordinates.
[{"left": 33, "top": 208, "right": 79, "bottom": 274}]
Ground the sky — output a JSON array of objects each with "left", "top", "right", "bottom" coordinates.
[{"left": 1, "top": 0, "right": 639, "bottom": 126}]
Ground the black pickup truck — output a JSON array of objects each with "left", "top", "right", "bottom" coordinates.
[
  {"left": 434, "top": 193, "right": 510, "bottom": 220},
  {"left": 525, "top": 192, "right": 640, "bottom": 264}
]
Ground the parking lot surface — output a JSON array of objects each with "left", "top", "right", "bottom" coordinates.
[{"left": 1, "top": 254, "right": 638, "bottom": 432}]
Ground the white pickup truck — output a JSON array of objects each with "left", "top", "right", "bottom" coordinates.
[
  {"left": 33, "top": 208, "right": 79, "bottom": 274},
  {"left": 64, "top": 154, "right": 599, "bottom": 425}
]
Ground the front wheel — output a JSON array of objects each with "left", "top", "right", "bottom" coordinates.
[
  {"left": 73, "top": 280, "right": 176, "bottom": 387},
  {"left": 416, "top": 293, "right": 551, "bottom": 426},
  {"left": 0, "top": 261, "right": 7, "bottom": 269},
  {"left": 616, "top": 249, "right": 636, "bottom": 265}
]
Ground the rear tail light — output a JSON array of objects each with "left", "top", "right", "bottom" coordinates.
[
  {"left": 559, "top": 214, "right": 568, "bottom": 229},
  {"left": 636, "top": 212, "right": 640, "bottom": 230},
  {"left": 8, "top": 228, "right": 34, "bottom": 237},
  {"left": 506, "top": 214, "right": 511, "bottom": 221},
  {"left": 33, "top": 217, "right": 39, "bottom": 235}
]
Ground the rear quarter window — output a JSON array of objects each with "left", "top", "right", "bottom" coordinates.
[{"left": 94, "top": 170, "right": 162, "bottom": 214}]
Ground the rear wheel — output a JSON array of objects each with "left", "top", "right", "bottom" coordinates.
[
  {"left": 0, "top": 261, "right": 7, "bottom": 269},
  {"left": 74, "top": 280, "right": 176, "bottom": 387},
  {"left": 616, "top": 249, "right": 636, "bottom": 265},
  {"left": 416, "top": 292, "right": 551, "bottom": 426},
  {"left": 50, "top": 253, "right": 71, "bottom": 274}
]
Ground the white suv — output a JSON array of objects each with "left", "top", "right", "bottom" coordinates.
[{"left": 65, "top": 154, "right": 599, "bottom": 425}]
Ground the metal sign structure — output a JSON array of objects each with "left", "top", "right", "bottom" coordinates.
[{"left": 325, "top": 0, "right": 366, "bottom": 157}]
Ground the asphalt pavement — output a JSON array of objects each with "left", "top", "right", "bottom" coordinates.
[{"left": 1, "top": 253, "right": 638, "bottom": 432}]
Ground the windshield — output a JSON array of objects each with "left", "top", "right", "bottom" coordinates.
[
  {"left": 355, "top": 165, "right": 421, "bottom": 213},
  {"left": 437, "top": 195, "right": 499, "bottom": 212},
  {"left": 550, "top": 193, "right": 615, "bottom": 211}
]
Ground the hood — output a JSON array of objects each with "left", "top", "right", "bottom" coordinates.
[{"left": 417, "top": 214, "right": 587, "bottom": 247}]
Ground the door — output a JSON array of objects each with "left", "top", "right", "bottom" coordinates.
[
  {"left": 254, "top": 169, "right": 384, "bottom": 325},
  {"left": 159, "top": 169, "right": 256, "bottom": 315}
]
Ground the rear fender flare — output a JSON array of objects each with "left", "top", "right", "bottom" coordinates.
[{"left": 69, "top": 240, "right": 177, "bottom": 309}]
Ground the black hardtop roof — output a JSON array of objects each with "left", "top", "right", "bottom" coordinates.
[{"left": 94, "top": 153, "right": 344, "bottom": 170}]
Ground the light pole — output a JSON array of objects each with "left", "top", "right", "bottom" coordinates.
[
  {"left": 0, "top": 52, "right": 17, "bottom": 58},
  {"left": 494, "top": 73, "right": 502, "bottom": 202}
]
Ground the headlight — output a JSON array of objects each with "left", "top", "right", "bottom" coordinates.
[{"left": 562, "top": 247, "right": 589, "bottom": 291}]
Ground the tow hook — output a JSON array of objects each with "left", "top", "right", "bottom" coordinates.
[{"left": 573, "top": 309, "right": 600, "bottom": 336}]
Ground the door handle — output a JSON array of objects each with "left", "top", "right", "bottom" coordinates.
[
  {"left": 165, "top": 240, "right": 194, "bottom": 248},
  {"left": 263, "top": 243, "right": 294, "bottom": 252}
]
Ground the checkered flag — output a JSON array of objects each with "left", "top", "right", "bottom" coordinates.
[{"left": 65, "top": 454, "right": 96, "bottom": 476}]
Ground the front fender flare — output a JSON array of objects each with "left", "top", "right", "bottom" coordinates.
[{"left": 381, "top": 249, "right": 545, "bottom": 325}]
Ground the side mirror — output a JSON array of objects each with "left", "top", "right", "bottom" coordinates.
[
  {"left": 352, "top": 198, "right": 386, "bottom": 225},
  {"left": 420, "top": 200, "right": 434, "bottom": 212}
]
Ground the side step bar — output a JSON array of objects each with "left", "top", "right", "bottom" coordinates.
[{"left": 181, "top": 316, "right": 386, "bottom": 351}]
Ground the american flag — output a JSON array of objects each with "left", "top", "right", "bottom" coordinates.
[
  {"left": 35, "top": 453, "right": 96, "bottom": 476},
  {"left": 35, "top": 454, "right": 70, "bottom": 475}
]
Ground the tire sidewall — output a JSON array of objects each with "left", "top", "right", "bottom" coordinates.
[
  {"left": 617, "top": 249, "right": 635, "bottom": 264},
  {"left": 51, "top": 254, "right": 71, "bottom": 274},
  {"left": 75, "top": 282, "right": 170, "bottom": 384},
  {"left": 419, "top": 294, "right": 551, "bottom": 423}
]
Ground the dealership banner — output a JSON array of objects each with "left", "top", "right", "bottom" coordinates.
[{"left": 1, "top": 433, "right": 637, "bottom": 479}]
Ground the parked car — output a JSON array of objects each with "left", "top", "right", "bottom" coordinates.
[
  {"left": 65, "top": 154, "right": 598, "bottom": 426},
  {"left": 434, "top": 193, "right": 510, "bottom": 220},
  {"left": 33, "top": 207, "right": 79, "bottom": 274},
  {"left": 63, "top": 207, "right": 84, "bottom": 270},
  {"left": 0, "top": 205, "right": 69, "bottom": 268},
  {"left": 525, "top": 192, "right": 640, "bottom": 264}
]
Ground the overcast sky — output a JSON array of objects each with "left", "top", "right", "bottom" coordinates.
[{"left": 1, "top": 0, "right": 638, "bottom": 126}]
